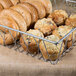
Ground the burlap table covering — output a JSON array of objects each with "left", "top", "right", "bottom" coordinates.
[{"left": 0, "top": 45, "right": 76, "bottom": 76}]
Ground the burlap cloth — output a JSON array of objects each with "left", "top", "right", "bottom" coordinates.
[
  {"left": 0, "top": 1, "right": 76, "bottom": 76},
  {"left": 0, "top": 45, "right": 76, "bottom": 76}
]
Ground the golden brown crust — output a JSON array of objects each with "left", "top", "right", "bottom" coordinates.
[
  {"left": 67, "top": 41, "right": 72, "bottom": 48},
  {"left": 39, "top": 35, "right": 64, "bottom": 61},
  {"left": 0, "top": 0, "right": 13, "bottom": 8},
  {"left": 18, "top": 3, "right": 38, "bottom": 23},
  {"left": 34, "top": 18, "right": 57, "bottom": 36},
  {"left": 48, "top": 10, "right": 68, "bottom": 25},
  {"left": 39, "top": 0, "right": 52, "bottom": 15},
  {"left": 11, "top": 5, "right": 31, "bottom": 28},
  {"left": 20, "top": 0, "right": 52, "bottom": 14},
  {"left": 0, "top": 9, "right": 27, "bottom": 32},
  {"left": 52, "top": 26, "right": 76, "bottom": 48},
  {"left": 52, "top": 26, "right": 73, "bottom": 40},
  {"left": 0, "top": 16, "right": 19, "bottom": 45},
  {"left": 10, "top": 0, "right": 20, "bottom": 5},
  {"left": 0, "top": 3, "right": 3, "bottom": 12},
  {"left": 20, "top": 29, "right": 44, "bottom": 53},
  {"left": 24, "top": 1, "right": 46, "bottom": 19},
  {"left": 65, "top": 14, "right": 76, "bottom": 28}
]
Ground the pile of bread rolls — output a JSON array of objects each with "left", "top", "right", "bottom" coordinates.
[{"left": 0, "top": 0, "right": 76, "bottom": 61}]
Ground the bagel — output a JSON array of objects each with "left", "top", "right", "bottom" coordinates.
[
  {"left": 0, "top": 3, "right": 3, "bottom": 12},
  {"left": 25, "top": 1, "right": 46, "bottom": 18},
  {"left": 0, "top": 0, "right": 13, "bottom": 8},
  {"left": 0, "top": 9, "right": 27, "bottom": 32},
  {"left": 10, "top": 0, "right": 20, "bottom": 5},
  {"left": 0, "top": 16, "right": 19, "bottom": 45},
  {"left": 18, "top": 3, "right": 38, "bottom": 23},
  {"left": 11, "top": 5, "right": 31, "bottom": 28},
  {"left": 20, "top": 0, "right": 52, "bottom": 15}
]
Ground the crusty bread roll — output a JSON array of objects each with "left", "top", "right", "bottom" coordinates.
[
  {"left": 39, "top": 35, "right": 64, "bottom": 61},
  {"left": 24, "top": 1, "right": 46, "bottom": 19},
  {"left": 48, "top": 10, "right": 68, "bottom": 25},
  {"left": 10, "top": 0, "right": 20, "bottom": 5},
  {"left": 20, "top": 0, "right": 52, "bottom": 15},
  {"left": 0, "top": 3, "right": 3, "bottom": 12},
  {"left": 34, "top": 18, "right": 57, "bottom": 36},
  {"left": 65, "top": 14, "right": 76, "bottom": 28},
  {"left": 0, "top": 9, "right": 27, "bottom": 32},
  {"left": 11, "top": 5, "right": 31, "bottom": 28},
  {"left": 0, "top": 0, "right": 13, "bottom": 8},
  {"left": 20, "top": 29, "right": 44, "bottom": 53},
  {"left": 18, "top": 3, "right": 38, "bottom": 23},
  {"left": 52, "top": 26, "right": 76, "bottom": 48},
  {"left": 0, "top": 16, "right": 19, "bottom": 45}
]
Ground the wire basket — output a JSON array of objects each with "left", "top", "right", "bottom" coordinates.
[
  {"left": 0, "top": 0, "right": 76, "bottom": 64},
  {"left": 66, "top": 0, "right": 76, "bottom": 14},
  {"left": 0, "top": 25, "right": 76, "bottom": 64}
]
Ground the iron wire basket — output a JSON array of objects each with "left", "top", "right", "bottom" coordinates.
[{"left": 0, "top": 0, "right": 76, "bottom": 64}]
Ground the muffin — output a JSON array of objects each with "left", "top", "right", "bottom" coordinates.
[
  {"left": 34, "top": 18, "right": 57, "bottom": 36},
  {"left": 65, "top": 14, "right": 76, "bottom": 28},
  {"left": 52, "top": 26, "right": 76, "bottom": 48},
  {"left": 20, "top": 29, "right": 44, "bottom": 54},
  {"left": 48, "top": 10, "right": 68, "bottom": 25},
  {"left": 39, "top": 35, "right": 64, "bottom": 61}
]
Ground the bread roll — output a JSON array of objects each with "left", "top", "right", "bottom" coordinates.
[
  {"left": 39, "top": 35, "right": 64, "bottom": 61},
  {"left": 24, "top": 1, "right": 46, "bottom": 18},
  {"left": 65, "top": 14, "right": 76, "bottom": 28},
  {"left": 0, "top": 0, "right": 13, "bottom": 8},
  {"left": 10, "top": 0, "right": 20, "bottom": 5},
  {"left": 20, "top": 0, "right": 52, "bottom": 15},
  {"left": 18, "top": 3, "right": 38, "bottom": 23},
  {"left": 34, "top": 18, "right": 57, "bottom": 36},
  {"left": 20, "top": 29, "right": 44, "bottom": 53},
  {"left": 0, "top": 9, "right": 27, "bottom": 32},
  {"left": 48, "top": 10, "right": 68, "bottom": 25},
  {"left": 52, "top": 26, "right": 76, "bottom": 48},
  {"left": 0, "top": 16, "right": 19, "bottom": 45},
  {"left": 11, "top": 5, "right": 31, "bottom": 28}
]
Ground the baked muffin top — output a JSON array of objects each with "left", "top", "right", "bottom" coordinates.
[
  {"left": 21, "top": 29, "right": 44, "bottom": 43},
  {"left": 39, "top": 35, "right": 64, "bottom": 60},
  {"left": 34, "top": 18, "right": 57, "bottom": 36},
  {"left": 65, "top": 14, "right": 76, "bottom": 27},
  {"left": 48, "top": 10, "right": 68, "bottom": 25},
  {"left": 52, "top": 26, "right": 75, "bottom": 41}
]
